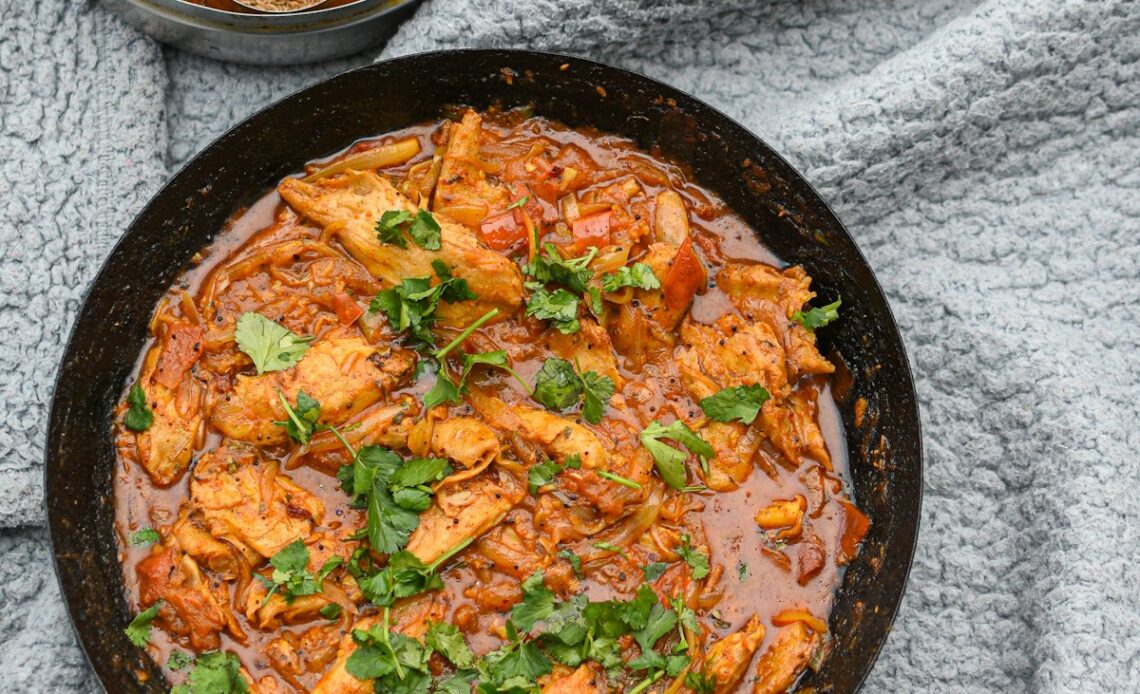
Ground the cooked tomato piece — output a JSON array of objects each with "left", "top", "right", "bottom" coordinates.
[
  {"left": 333, "top": 292, "right": 364, "bottom": 326},
  {"left": 479, "top": 209, "right": 527, "bottom": 251},
  {"left": 571, "top": 210, "right": 612, "bottom": 251},
  {"left": 152, "top": 322, "right": 203, "bottom": 390}
]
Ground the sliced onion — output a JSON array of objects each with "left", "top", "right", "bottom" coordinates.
[{"left": 302, "top": 137, "right": 421, "bottom": 182}]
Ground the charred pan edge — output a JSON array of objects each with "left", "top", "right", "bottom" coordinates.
[{"left": 45, "top": 49, "right": 922, "bottom": 693}]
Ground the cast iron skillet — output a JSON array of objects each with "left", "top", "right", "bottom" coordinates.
[{"left": 46, "top": 49, "right": 922, "bottom": 693}]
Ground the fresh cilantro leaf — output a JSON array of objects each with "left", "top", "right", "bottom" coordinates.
[
  {"left": 676, "top": 534, "right": 710, "bottom": 580},
  {"left": 369, "top": 264, "right": 477, "bottom": 346},
  {"left": 525, "top": 286, "right": 581, "bottom": 334},
  {"left": 528, "top": 459, "right": 563, "bottom": 495},
  {"left": 260, "top": 539, "right": 320, "bottom": 604},
  {"left": 422, "top": 371, "right": 461, "bottom": 409},
  {"left": 170, "top": 651, "right": 248, "bottom": 694},
  {"left": 632, "top": 599, "right": 677, "bottom": 653},
  {"left": 639, "top": 420, "right": 714, "bottom": 490},
  {"left": 558, "top": 549, "right": 582, "bottom": 578},
  {"left": 592, "top": 541, "right": 627, "bottom": 558},
  {"left": 530, "top": 358, "right": 613, "bottom": 423},
  {"left": 698, "top": 384, "right": 770, "bottom": 425},
  {"left": 642, "top": 562, "right": 668, "bottom": 582},
  {"left": 426, "top": 621, "right": 476, "bottom": 669},
  {"left": 130, "top": 527, "right": 160, "bottom": 546},
  {"left": 737, "top": 561, "right": 749, "bottom": 581},
  {"left": 320, "top": 603, "right": 342, "bottom": 620},
  {"left": 506, "top": 195, "right": 529, "bottom": 210},
  {"left": 124, "top": 601, "right": 162, "bottom": 647},
  {"left": 564, "top": 454, "right": 581, "bottom": 469},
  {"left": 407, "top": 210, "right": 442, "bottom": 250},
  {"left": 376, "top": 209, "right": 442, "bottom": 250},
  {"left": 602, "top": 263, "right": 660, "bottom": 292},
  {"left": 522, "top": 244, "right": 597, "bottom": 294},
  {"left": 596, "top": 470, "right": 641, "bottom": 489},
  {"left": 532, "top": 358, "right": 582, "bottom": 411},
  {"left": 512, "top": 571, "right": 556, "bottom": 631},
  {"left": 376, "top": 210, "right": 413, "bottom": 249},
  {"left": 792, "top": 296, "right": 842, "bottom": 330},
  {"left": 586, "top": 286, "right": 604, "bottom": 318},
  {"left": 356, "top": 551, "right": 445, "bottom": 607},
  {"left": 274, "top": 389, "right": 321, "bottom": 444},
  {"left": 685, "top": 671, "right": 717, "bottom": 693},
  {"left": 167, "top": 650, "right": 194, "bottom": 671},
  {"left": 123, "top": 381, "right": 153, "bottom": 432},
  {"left": 580, "top": 370, "right": 615, "bottom": 424},
  {"left": 391, "top": 457, "right": 450, "bottom": 488},
  {"left": 234, "top": 312, "right": 312, "bottom": 374}
]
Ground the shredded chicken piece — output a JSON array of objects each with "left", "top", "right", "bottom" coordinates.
[
  {"left": 705, "top": 615, "right": 767, "bottom": 693},
  {"left": 311, "top": 594, "right": 448, "bottom": 694},
  {"left": 405, "top": 469, "right": 525, "bottom": 565},
  {"left": 433, "top": 110, "right": 512, "bottom": 225},
  {"left": 133, "top": 340, "right": 204, "bottom": 486},
  {"left": 718, "top": 262, "right": 834, "bottom": 379},
  {"left": 190, "top": 442, "right": 324, "bottom": 558},
  {"left": 211, "top": 335, "right": 412, "bottom": 446},
  {"left": 136, "top": 546, "right": 230, "bottom": 650},
  {"left": 751, "top": 622, "right": 821, "bottom": 694},
  {"left": 754, "top": 495, "right": 808, "bottom": 541},
  {"left": 278, "top": 170, "right": 523, "bottom": 325},
  {"left": 541, "top": 663, "right": 608, "bottom": 693}
]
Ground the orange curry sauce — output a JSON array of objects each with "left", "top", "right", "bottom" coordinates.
[{"left": 113, "top": 109, "right": 868, "bottom": 693}]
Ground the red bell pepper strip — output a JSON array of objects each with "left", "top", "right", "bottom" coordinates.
[
  {"left": 662, "top": 239, "right": 707, "bottom": 311},
  {"left": 571, "top": 210, "right": 611, "bottom": 251}
]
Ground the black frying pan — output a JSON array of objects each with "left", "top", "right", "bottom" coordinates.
[{"left": 45, "top": 49, "right": 922, "bottom": 693}]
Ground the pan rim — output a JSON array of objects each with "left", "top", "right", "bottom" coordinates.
[{"left": 45, "top": 47, "right": 923, "bottom": 693}]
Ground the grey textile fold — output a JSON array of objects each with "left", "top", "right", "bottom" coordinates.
[{"left": 1, "top": 0, "right": 1138, "bottom": 691}]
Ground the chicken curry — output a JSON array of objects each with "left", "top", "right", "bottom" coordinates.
[{"left": 114, "top": 108, "right": 868, "bottom": 694}]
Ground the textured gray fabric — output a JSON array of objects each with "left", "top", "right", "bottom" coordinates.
[{"left": 1, "top": 0, "right": 1139, "bottom": 692}]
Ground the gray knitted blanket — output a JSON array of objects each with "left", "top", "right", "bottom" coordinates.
[{"left": 2, "top": 0, "right": 1138, "bottom": 691}]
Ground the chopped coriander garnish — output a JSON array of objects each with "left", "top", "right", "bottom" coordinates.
[
  {"left": 123, "top": 381, "right": 154, "bottom": 432},
  {"left": 558, "top": 549, "right": 582, "bottom": 577},
  {"left": 422, "top": 313, "right": 533, "bottom": 410},
  {"left": 426, "top": 621, "right": 477, "bottom": 669},
  {"left": 167, "top": 650, "right": 194, "bottom": 672},
  {"left": 124, "top": 601, "right": 162, "bottom": 647},
  {"left": 375, "top": 208, "right": 442, "bottom": 250},
  {"left": 506, "top": 195, "right": 529, "bottom": 210},
  {"left": 642, "top": 562, "right": 668, "bottom": 582},
  {"left": 234, "top": 312, "right": 313, "bottom": 375},
  {"left": 792, "top": 296, "right": 841, "bottom": 330},
  {"left": 531, "top": 357, "right": 615, "bottom": 424},
  {"left": 320, "top": 603, "right": 343, "bottom": 620},
  {"left": 698, "top": 384, "right": 770, "bottom": 425},
  {"left": 130, "top": 527, "right": 161, "bottom": 546},
  {"left": 676, "top": 534, "right": 710, "bottom": 580},
  {"left": 601, "top": 263, "right": 660, "bottom": 293},
  {"left": 335, "top": 439, "right": 450, "bottom": 555},
  {"left": 528, "top": 459, "right": 564, "bottom": 495},
  {"left": 369, "top": 262, "right": 477, "bottom": 346},
  {"left": 592, "top": 541, "right": 628, "bottom": 558},
  {"left": 258, "top": 539, "right": 342, "bottom": 606},
  {"left": 170, "top": 651, "right": 248, "bottom": 694},
  {"left": 639, "top": 420, "right": 714, "bottom": 490},
  {"left": 525, "top": 285, "right": 581, "bottom": 334},
  {"left": 274, "top": 389, "right": 321, "bottom": 444},
  {"left": 737, "top": 561, "right": 749, "bottom": 581},
  {"left": 522, "top": 243, "right": 597, "bottom": 294},
  {"left": 596, "top": 470, "right": 642, "bottom": 489}
]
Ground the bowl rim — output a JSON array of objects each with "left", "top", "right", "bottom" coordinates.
[
  {"left": 115, "top": 0, "right": 415, "bottom": 30},
  {"left": 46, "top": 47, "right": 923, "bottom": 693}
]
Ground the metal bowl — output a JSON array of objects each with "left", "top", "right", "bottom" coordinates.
[
  {"left": 101, "top": 0, "right": 421, "bottom": 65},
  {"left": 47, "top": 49, "right": 922, "bottom": 692}
]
